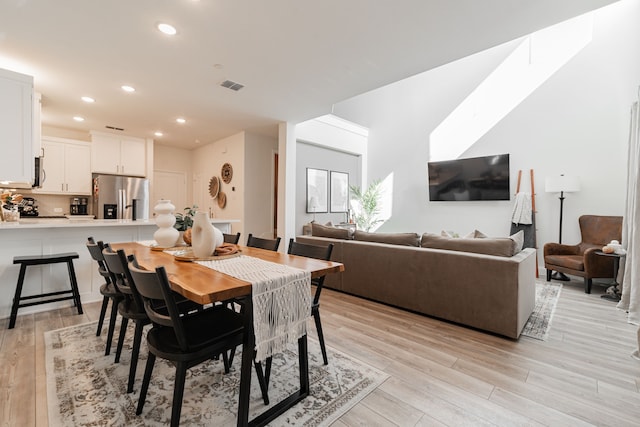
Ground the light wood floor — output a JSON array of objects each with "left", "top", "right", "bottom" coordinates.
[{"left": 1, "top": 278, "right": 639, "bottom": 426}]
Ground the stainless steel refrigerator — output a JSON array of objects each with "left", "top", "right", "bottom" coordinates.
[{"left": 92, "top": 173, "right": 149, "bottom": 220}]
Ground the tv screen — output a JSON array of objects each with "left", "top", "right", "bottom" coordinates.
[{"left": 428, "top": 154, "right": 510, "bottom": 201}]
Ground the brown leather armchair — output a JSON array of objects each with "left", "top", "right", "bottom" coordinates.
[{"left": 544, "top": 215, "right": 623, "bottom": 293}]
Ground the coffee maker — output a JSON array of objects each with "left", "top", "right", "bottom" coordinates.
[{"left": 70, "top": 197, "right": 88, "bottom": 215}]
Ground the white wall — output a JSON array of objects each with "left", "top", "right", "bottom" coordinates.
[
  {"left": 191, "top": 133, "right": 245, "bottom": 234},
  {"left": 41, "top": 125, "right": 90, "bottom": 142},
  {"left": 187, "top": 131, "right": 277, "bottom": 240},
  {"left": 295, "top": 142, "right": 361, "bottom": 232},
  {"left": 153, "top": 144, "right": 192, "bottom": 213},
  {"left": 279, "top": 122, "right": 297, "bottom": 249},
  {"left": 296, "top": 115, "right": 369, "bottom": 162},
  {"left": 294, "top": 116, "right": 369, "bottom": 233},
  {"left": 154, "top": 145, "right": 192, "bottom": 177},
  {"left": 333, "top": 0, "right": 640, "bottom": 263},
  {"left": 244, "top": 132, "right": 278, "bottom": 239}
]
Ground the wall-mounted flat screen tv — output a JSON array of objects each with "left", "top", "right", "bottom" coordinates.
[{"left": 428, "top": 154, "right": 510, "bottom": 201}]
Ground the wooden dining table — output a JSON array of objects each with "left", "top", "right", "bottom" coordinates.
[{"left": 113, "top": 242, "right": 344, "bottom": 427}]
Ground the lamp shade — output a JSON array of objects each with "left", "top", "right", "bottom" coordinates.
[{"left": 545, "top": 175, "right": 581, "bottom": 193}]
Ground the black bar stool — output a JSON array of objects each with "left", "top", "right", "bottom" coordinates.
[{"left": 9, "top": 252, "right": 83, "bottom": 329}]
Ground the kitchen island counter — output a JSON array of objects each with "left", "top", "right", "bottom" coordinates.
[
  {"left": 0, "top": 218, "right": 239, "bottom": 322},
  {"left": 1, "top": 218, "right": 237, "bottom": 231},
  {"left": 1, "top": 218, "right": 155, "bottom": 229}
]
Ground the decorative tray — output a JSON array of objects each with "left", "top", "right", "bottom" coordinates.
[
  {"left": 171, "top": 244, "right": 241, "bottom": 262},
  {"left": 150, "top": 244, "right": 188, "bottom": 251}
]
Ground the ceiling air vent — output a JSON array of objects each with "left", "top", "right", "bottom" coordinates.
[
  {"left": 105, "top": 125, "right": 125, "bottom": 131},
  {"left": 220, "top": 80, "right": 245, "bottom": 91}
]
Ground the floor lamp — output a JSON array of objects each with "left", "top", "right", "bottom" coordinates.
[{"left": 545, "top": 174, "right": 581, "bottom": 281}]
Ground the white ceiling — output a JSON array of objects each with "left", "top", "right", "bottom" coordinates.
[{"left": 0, "top": 0, "right": 617, "bottom": 149}]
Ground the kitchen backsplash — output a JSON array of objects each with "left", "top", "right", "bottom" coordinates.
[{"left": 10, "top": 193, "right": 93, "bottom": 217}]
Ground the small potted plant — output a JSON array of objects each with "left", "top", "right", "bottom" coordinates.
[
  {"left": 349, "top": 180, "right": 383, "bottom": 232},
  {"left": 174, "top": 205, "right": 198, "bottom": 231},
  {"left": 174, "top": 205, "right": 198, "bottom": 244}
]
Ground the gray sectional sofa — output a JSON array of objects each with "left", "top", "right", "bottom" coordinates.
[{"left": 297, "top": 225, "right": 537, "bottom": 339}]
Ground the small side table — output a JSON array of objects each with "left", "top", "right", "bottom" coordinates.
[{"left": 595, "top": 250, "right": 625, "bottom": 302}]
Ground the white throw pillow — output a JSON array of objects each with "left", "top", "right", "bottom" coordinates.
[
  {"left": 510, "top": 230, "right": 525, "bottom": 254},
  {"left": 474, "top": 229, "right": 488, "bottom": 238},
  {"left": 462, "top": 229, "right": 488, "bottom": 238}
]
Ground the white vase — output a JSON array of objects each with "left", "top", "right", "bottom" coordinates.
[
  {"left": 175, "top": 230, "right": 185, "bottom": 246},
  {"left": 191, "top": 211, "right": 223, "bottom": 258},
  {"left": 153, "top": 199, "right": 179, "bottom": 247}
]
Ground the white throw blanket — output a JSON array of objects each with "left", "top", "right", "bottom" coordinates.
[
  {"left": 197, "top": 255, "right": 311, "bottom": 362},
  {"left": 511, "top": 192, "right": 533, "bottom": 225}
]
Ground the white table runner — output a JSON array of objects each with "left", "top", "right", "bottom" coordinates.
[
  {"left": 196, "top": 255, "right": 311, "bottom": 362},
  {"left": 136, "top": 241, "right": 312, "bottom": 360}
]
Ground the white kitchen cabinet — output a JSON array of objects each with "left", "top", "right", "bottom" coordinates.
[
  {"left": 0, "top": 68, "right": 34, "bottom": 185},
  {"left": 35, "top": 137, "right": 92, "bottom": 195},
  {"left": 90, "top": 131, "right": 146, "bottom": 176},
  {"left": 33, "top": 92, "right": 42, "bottom": 158}
]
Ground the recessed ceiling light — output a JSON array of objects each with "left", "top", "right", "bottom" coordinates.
[
  {"left": 81, "top": 96, "right": 95, "bottom": 103},
  {"left": 154, "top": 131, "right": 163, "bottom": 137},
  {"left": 176, "top": 118, "right": 186, "bottom": 124},
  {"left": 73, "top": 116, "right": 85, "bottom": 122},
  {"left": 121, "top": 85, "right": 135, "bottom": 93},
  {"left": 157, "top": 23, "right": 177, "bottom": 36}
]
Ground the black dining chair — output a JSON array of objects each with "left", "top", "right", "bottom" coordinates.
[
  {"left": 231, "top": 233, "right": 279, "bottom": 314},
  {"left": 103, "top": 247, "right": 208, "bottom": 394},
  {"left": 128, "top": 262, "right": 246, "bottom": 427},
  {"left": 86, "top": 237, "right": 123, "bottom": 356},
  {"left": 287, "top": 238, "right": 334, "bottom": 365},
  {"left": 227, "top": 233, "right": 280, "bottom": 326},
  {"left": 102, "top": 247, "right": 151, "bottom": 394},
  {"left": 246, "top": 233, "right": 281, "bottom": 251},
  {"left": 253, "top": 238, "right": 334, "bottom": 404},
  {"left": 223, "top": 232, "right": 241, "bottom": 244},
  {"left": 222, "top": 232, "right": 282, "bottom": 404}
]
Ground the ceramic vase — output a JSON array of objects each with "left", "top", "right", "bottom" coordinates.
[
  {"left": 153, "top": 199, "right": 179, "bottom": 248},
  {"left": 191, "top": 211, "right": 223, "bottom": 258},
  {"left": 175, "top": 230, "right": 185, "bottom": 246}
]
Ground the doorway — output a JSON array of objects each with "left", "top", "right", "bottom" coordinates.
[{"left": 273, "top": 152, "right": 278, "bottom": 238}]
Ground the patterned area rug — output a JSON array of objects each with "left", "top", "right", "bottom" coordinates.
[
  {"left": 45, "top": 321, "right": 388, "bottom": 426},
  {"left": 521, "top": 281, "right": 562, "bottom": 341}
]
